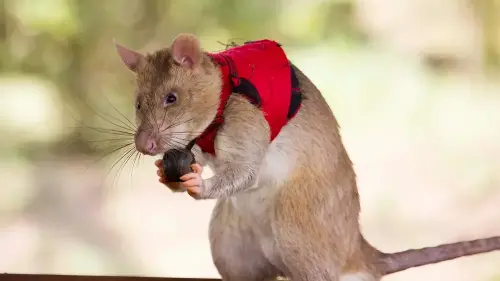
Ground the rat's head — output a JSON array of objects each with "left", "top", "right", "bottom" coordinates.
[{"left": 114, "top": 33, "right": 221, "bottom": 156}]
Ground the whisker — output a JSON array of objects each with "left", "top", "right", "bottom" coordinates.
[
  {"left": 87, "top": 138, "right": 134, "bottom": 144},
  {"left": 115, "top": 147, "right": 138, "bottom": 187},
  {"left": 129, "top": 151, "right": 141, "bottom": 185},
  {"left": 170, "top": 105, "right": 191, "bottom": 126},
  {"left": 159, "top": 105, "right": 255, "bottom": 138},
  {"left": 94, "top": 111, "right": 136, "bottom": 134},
  {"left": 92, "top": 142, "right": 135, "bottom": 166},
  {"left": 136, "top": 153, "right": 143, "bottom": 169},
  {"left": 167, "top": 131, "right": 236, "bottom": 141},
  {"left": 107, "top": 146, "right": 136, "bottom": 188},
  {"left": 164, "top": 135, "right": 233, "bottom": 155},
  {"left": 161, "top": 108, "right": 258, "bottom": 136},
  {"left": 86, "top": 104, "right": 136, "bottom": 134},
  {"left": 102, "top": 94, "right": 137, "bottom": 131},
  {"left": 161, "top": 114, "right": 195, "bottom": 133},
  {"left": 76, "top": 142, "right": 134, "bottom": 192},
  {"left": 162, "top": 137, "right": 191, "bottom": 149},
  {"left": 159, "top": 137, "right": 203, "bottom": 156},
  {"left": 158, "top": 103, "right": 175, "bottom": 135},
  {"left": 65, "top": 110, "right": 135, "bottom": 147},
  {"left": 91, "top": 141, "right": 134, "bottom": 152},
  {"left": 160, "top": 138, "right": 187, "bottom": 147},
  {"left": 61, "top": 135, "right": 80, "bottom": 150},
  {"left": 71, "top": 91, "right": 136, "bottom": 134},
  {"left": 63, "top": 96, "right": 142, "bottom": 190},
  {"left": 71, "top": 125, "right": 134, "bottom": 136},
  {"left": 143, "top": 98, "right": 161, "bottom": 134},
  {"left": 160, "top": 100, "right": 222, "bottom": 133}
]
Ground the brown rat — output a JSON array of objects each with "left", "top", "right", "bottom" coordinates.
[{"left": 114, "top": 34, "right": 500, "bottom": 281}]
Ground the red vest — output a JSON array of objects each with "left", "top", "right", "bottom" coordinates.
[{"left": 194, "top": 40, "right": 302, "bottom": 155}]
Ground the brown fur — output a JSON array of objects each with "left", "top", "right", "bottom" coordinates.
[{"left": 114, "top": 33, "right": 500, "bottom": 281}]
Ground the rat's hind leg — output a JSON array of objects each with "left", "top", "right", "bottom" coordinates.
[
  {"left": 272, "top": 180, "right": 379, "bottom": 281},
  {"left": 209, "top": 198, "right": 280, "bottom": 281}
]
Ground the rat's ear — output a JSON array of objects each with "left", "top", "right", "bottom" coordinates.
[
  {"left": 171, "top": 33, "right": 202, "bottom": 69},
  {"left": 114, "top": 39, "right": 145, "bottom": 73}
]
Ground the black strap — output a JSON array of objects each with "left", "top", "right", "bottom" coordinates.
[
  {"left": 287, "top": 63, "right": 303, "bottom": 119},
  {"left": 186, "top": 115, "right": 224, "bottom": 151},
  {"left": 186, "top": 139, "right": 196, "bottom": 151}
]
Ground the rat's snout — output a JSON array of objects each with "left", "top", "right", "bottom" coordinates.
[{"left": 134, "top": 130, "right": 158, "bottom": 156}]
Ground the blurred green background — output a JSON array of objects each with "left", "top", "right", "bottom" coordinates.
[{"left": 1, "top": 0, "right": 499, "bottom": 280}]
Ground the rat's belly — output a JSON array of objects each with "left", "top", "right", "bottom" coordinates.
[
  {"left": 233, "top": 129, "right": 300, "bottom": 228},
  {"left": 233, "top": 137, "right": 296, "bottom": 224},
  {"left": 231, "top": 188, "right": 286, "bottom": 271},
  {"left": 230, "top": 142, "right": 297, "bottom": 270}
]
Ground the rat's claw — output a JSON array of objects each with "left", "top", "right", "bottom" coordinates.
[
  {"left": 156, "top": 165, "right": 170, "bottom": 182},
  {"left": 184, "top": 185, "right": 200, "bottom": 195},
  {"left": 181, "top": 178, "right": 200, "bottom": 188},
  {"left": 191, "top": 163, "right": 203, "bottom": 174},
  {"left": 180, "top": 171, "right": 204, "bottom": 199},
  {"left": 179, "top": 172, "right": 198, "bottom": 182}
]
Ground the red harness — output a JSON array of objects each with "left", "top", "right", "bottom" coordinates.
[{"left": 194, "top": 40, "right": 302, "bottom": 155}]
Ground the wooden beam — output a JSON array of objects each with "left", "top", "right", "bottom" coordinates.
[{"left": 1, "top": 274, "right": 221, "bottom": 281}]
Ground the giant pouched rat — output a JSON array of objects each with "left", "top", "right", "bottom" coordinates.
[{"left": 114, "top": 33, "right": 500, "bottom": 281}]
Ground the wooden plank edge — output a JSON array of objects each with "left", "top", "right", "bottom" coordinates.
[{"left": 0, "top": 274, "right": 221, "bottom": 281}]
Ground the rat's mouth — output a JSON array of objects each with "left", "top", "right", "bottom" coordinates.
[
  {"left": 134, "top": 131, "right": 161, "bottom": 156},
  {"left": 147, "top": 141, "right": 154, "bottom": 151}
]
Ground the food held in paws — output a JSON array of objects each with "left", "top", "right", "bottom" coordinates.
[{"left": 162, "top": 148, "right": 196, "bottom": 182}]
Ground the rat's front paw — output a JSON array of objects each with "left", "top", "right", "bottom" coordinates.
[
  {"left": 155, "top": 159, "right": 185, "bottom": 192},
  {"left": 179, "top": 163, "right": 206, "bottom": 199}
]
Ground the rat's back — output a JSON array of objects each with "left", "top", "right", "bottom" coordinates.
[
  {"left": 257, "top": 64, "right": 353, "bottom": 188},
  {"left": 231, "top": 61, "right": 366, "bottom": 280}
]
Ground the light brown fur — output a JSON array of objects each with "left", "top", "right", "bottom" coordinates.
[{"left": 114, "top": 33, "right": 500, "bottom": 281}]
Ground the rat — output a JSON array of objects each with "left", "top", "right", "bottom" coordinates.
[{"left": 114, "top": 33, "right": 500, "bottom": 281}]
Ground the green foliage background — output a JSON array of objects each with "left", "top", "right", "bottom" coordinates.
[{"left": 0, "top": 0, "right": 499, "bottom": 280}]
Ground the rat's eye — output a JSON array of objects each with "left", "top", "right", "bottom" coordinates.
[
  {"left": 136, "top": 101, "right": 141, "bottom": 110},
  {"left": 164, "top": 92, "right": 177, "bottom": 106}
]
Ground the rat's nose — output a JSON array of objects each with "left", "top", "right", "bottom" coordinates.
[
  {"left": 135, "top": 131, "right": 157, "bottom": 155},
  {"left": 145, "top": 139, "right": 157, "bottom": 154}
]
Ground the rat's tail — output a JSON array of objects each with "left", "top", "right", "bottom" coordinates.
[{"left": 377, "top": 236, "right": 500, "bottom": 275}]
